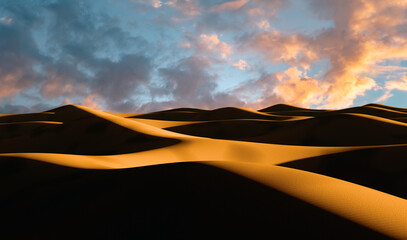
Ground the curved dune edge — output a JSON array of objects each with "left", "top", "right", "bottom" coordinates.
[
  {"left": 0, "top": 140, "right": 375, "bottom": 169},
  {"left": 208, "top": 161, "right": 407, "bottom": 239},
  {"left": 0, "top": 121, "right": 63, "bottom": 125}
]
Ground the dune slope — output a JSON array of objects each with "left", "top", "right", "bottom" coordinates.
[{"left": 1, "top": 103, "right": 407, "bottom": 239}]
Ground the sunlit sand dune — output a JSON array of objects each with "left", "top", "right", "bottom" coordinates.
[{"left": 1, "top": 104, "right": 407, "bottom": 239}]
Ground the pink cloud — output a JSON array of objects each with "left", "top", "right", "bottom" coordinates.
[
  {"left": 211, "top": 0, "right": 249, "bottom": 12},
  {"left": 194, "top": 33, "right": 233, "bottom": 59},
  {"left": 233, "top": 59, "right": 249, "bottom": 70},
  {"left": 40, "top": 72, "right": 86, "bottom": 99},
  {"left": 179, "top": 42, "right": 191, "bottom": 48},
  {"left": 81, "top": 94, "right": 102, "bottom": 110},
  {"left": 255, "top": 19, "right": 270, "bottom": 30},
  {"left": 0, "top": 72, "right": 23, "bottom": 98}
]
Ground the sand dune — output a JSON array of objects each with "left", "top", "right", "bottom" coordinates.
[
  {"left": 1, "top": 103, "right": 407, "bottom": 239},
  {"left": 166, "top": 112, "right": 407, "bottom": 146},
  {"left": 133, "top": 106, "right": 290, "bottom": 121}
]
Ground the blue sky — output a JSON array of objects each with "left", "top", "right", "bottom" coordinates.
[{"left": 0, "top": 0, "right": 406, "bottom": 113}]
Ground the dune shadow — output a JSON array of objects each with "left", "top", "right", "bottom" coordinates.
[
  {"left": 0, "top": 158, "right": 390, "bottom": 239},
  {"left": 280, "top": 145, "right": 407, "bottom": 199}
]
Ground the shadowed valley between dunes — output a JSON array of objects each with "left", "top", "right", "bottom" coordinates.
[{"left": 1, "top": 103, "right": 407, "bottom": 239}]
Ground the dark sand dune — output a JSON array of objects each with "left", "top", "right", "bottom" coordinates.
[
  {"left": 0, "top": 158, "right": 388, "bottom": 239},
  {"left": 259, "top": 103, "right": 328, "bottom": 112},
  {"left": 133, "top": 107, "right": 289, "bottom": 121},
  {"left": 365, "top": 103, "right": 407, "bottom": 113},
  {"left": 167, "top": 112, "right": 407, "bottom": 146},
  {"left": 1, "top": 103, "right": 407, "bottom": 239},
  {"left": 334, "top": 105, "right": 407, "bottom": 119},
  {"left": 281, "top": 145, "right": 407, "bottom": 199},
  {"left": 0, "top": 105, "right": 179, "bottom": 155},
  {"left": 259, "top": 103, "right": 407, "bottom": 120}
]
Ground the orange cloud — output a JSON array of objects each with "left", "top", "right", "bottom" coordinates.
[
  {"left": 273, "top": 67, "right": 325, "bottom": 107},
  {"left": 249, "top": 31, "right": 317, "bottom": 69},
  {"left": 248, "top": 0, "right": 407, "bottom": 109}
]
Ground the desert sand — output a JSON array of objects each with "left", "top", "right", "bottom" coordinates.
[{"left": 1, "top": 103, "right": 407, "bottom": 239}]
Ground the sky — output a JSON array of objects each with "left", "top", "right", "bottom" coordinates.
[{"left": 0, "top": 0, "right": 407, "bottom": 114}]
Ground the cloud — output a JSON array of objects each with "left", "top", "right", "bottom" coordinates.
[
  {"left": 0, "top": 17, "right": 12, "bottom": 24},
  {"left": 231, "top": 67, "right": 324, "bottom": 109},
  {"left": 385, "top": 76, "right": 407, "bottom": 91},
  {"left": 245, "top": 0, "right": 407, "bottom": 109},
  {"left": 210, "top": 0, "right": 249, "bottom": 12},
  {"left": 136, "top": 55, "right": 245, "bottom": 112},
  {"left": 91, "top": 54, "right": 152, "bottom": 103},
  {"left": 233, "top": 59, "right": 249, "bottom": 70},
  {"left": 179, "top": 42, "right": 192, "bottom": 48},
  {"left": 272, "top": 67, "right": 325, "bottom": 107},
  {"left": 255, "top": 19, "right": 270, "bottom": 30},
  {"left": 376, "top": 91, "right": 394, "bottom": 103},
  {"left": 248, "top": 31, "right": 316, "bottom": 68},
  {"left": 136, "top": 0, "right": 163, "bottom": 8},
  {"left": 166, "top": 0, "right": 201, "bottom": 16},
  {"left": 247, "top": 0, "right": 287, "bottom": 18},
  {"left": 1, "top": 0, "right": 407, "bottom": 114},
  {"left": 81, "top": 94, "right": 101, "bottom": 110},
  {"left": 375, "top": 74, "right": 407, "bottom": 104},
  {"left": 195, "top": 33, "right": 232, "bottom": 59},
  {"left": 0, "top": 103, "right": 52, "bottom": 114},
  {"left": 0, "top": 0, "right": 155, "bottom": 113},
  {"left": 158, "top": 56, "right": 216, "bottom": 103},
  {"left": 0, "top": 4, "right": 45, "bottom": 100}
]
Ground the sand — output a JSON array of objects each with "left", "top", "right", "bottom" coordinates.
[{"left": 0, "top": 103, "right": 406, "bottom": 239}]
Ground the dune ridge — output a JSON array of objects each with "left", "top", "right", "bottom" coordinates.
[{"left": 1, "top": 103, "right": 407, "bottom": 239}]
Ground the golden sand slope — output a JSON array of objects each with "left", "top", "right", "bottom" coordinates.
[{"left": 1, "top": 104, "right": 407, "bottom": 238}]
